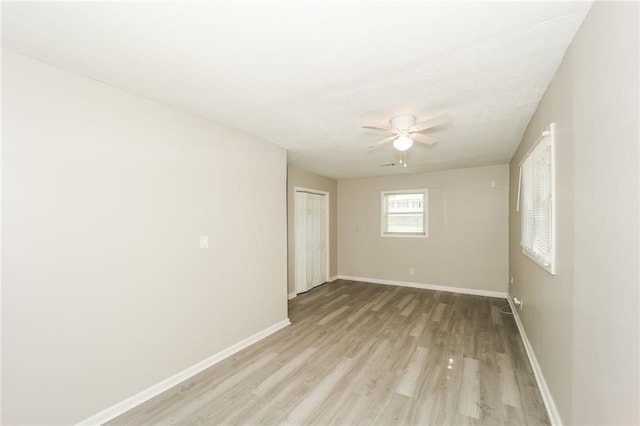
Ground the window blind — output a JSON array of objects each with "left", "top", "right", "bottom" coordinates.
[
  {"left": 520, "top": 124, "right": 555, "bottom": 273},
  {"left": 381, "top": 191, "right": 427, "bottom": 236}
]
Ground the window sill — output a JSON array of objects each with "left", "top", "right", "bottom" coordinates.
[
  {"left": 522, "top": 247, "right": 556, "bottom": 275},
  {"left": 381, "top": 233, "right": 428, "bottom": 239}
]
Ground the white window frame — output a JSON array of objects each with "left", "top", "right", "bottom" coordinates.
[
  {"left": 381, "top": 189, "right": 429, "bottom": 238},
  {"left": 518, "top": 123, "right": 556, "bottom": 274}
]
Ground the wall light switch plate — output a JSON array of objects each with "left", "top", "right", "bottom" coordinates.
[{"left": 200, "top": 235, "right": 209, "bottom": 249}]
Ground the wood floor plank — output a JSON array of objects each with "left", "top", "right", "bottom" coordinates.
[
  {"left": 371, "top": 287, "right": 399, "bottom": 312},
  {"left": 374, "top": 393, "right": 412, "bottom": 425},
  {"left": 491, "top": 305, "right": 504, "bottom": 326},
  {"left": 283, "top": 357, "right": 353, "bottom": 424},
  {"left": 346, "top": 297, "right": 379, "bottom": 323},
  {"left": 317, "top": 304, "right": 350, "bottom": 325},
  {"left": 327, "top": 394, "right": 368, "bottom": 426},
  {"left": 497, "top": 352, "right": 522, "bottom": 408},
  {"left": 396, "top": 294, "right": 413, "bottom": 310},
  {"left": 432, "top": 302, "right": 447, "bottom": 321},
  {"left": 458, "top": 357, "right": 480, "bottom": 419},
  {"left": 409, "top": 312, "right": 428, "bottom": 337},
  {"left": 251, "top": 347, "right": 317, "bottom": 396},
  {"left": 515, "top": 367, "right": 550, "bottom": 425},
  {"left": 400, "top": 298, "right": 419, "bottom": 317},
  {"left": 396, "top": 346, "right": 429, "bottom": 397},
  {"left": 108, "top": 280, "right": 549, "bottom": 426}
]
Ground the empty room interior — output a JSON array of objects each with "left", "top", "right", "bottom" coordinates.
[{"left": 2, "top": 1, "right": 639, "bottom": 425}]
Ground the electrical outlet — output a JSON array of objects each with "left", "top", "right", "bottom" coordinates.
[
  {"left": 200, "top": 235, "right": 209, "bottom": 249},
  {"left": 409, "top": 268, "right": 415, "bottom": 276},
  {"left": 513, "top": 297, "right": 524, "bottom": 311}
]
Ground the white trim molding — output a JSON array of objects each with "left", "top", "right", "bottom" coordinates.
[
  {"left": 328, "top": 275, "right": 339, "bottom": 282},
  {"left": 335, "top": 275, "right": 507, "bottom": 298},
  {"left": 507, "top": 296, "right": 563, "bottom": 426},
  {"left": 380, "top": 188, "right": 429, "bottom": 238},
  {"left": 287, "top": 292, "right": 297, "bottom": 300},
  {"left": 77, "top": 318, "right": 291, "bottom": 425},
  {"left": 293, "top": 186, "right": 331, "bottom": 294}
]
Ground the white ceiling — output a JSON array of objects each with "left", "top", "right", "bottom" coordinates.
[{"left": 2, "top": 1, "right": 591, "bottom": 179}]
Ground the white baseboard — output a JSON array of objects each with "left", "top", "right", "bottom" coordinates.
[
  {"left": 507, "top": 296, "right": 562, "bottom": 426},
  {"left": 335, "top": 275, "right": 507, "bottom": 299},
  {"left": 328, "top": 275, "right": 339, "bottom": 282},
  {"left": 77, "top": 318, "right": 291, "bottom": 425}
]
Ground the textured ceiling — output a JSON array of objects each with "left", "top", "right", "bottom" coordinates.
[{"left": 2, "top": 1, "right": 591, "bottom": 179}]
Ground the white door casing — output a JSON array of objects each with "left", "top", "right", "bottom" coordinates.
[{"left": 294, "top": 187, "right": 329, "bottom": 295}]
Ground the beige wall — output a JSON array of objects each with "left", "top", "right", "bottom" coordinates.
[
  {"left": 508, "top": 28, "right": 576, "bottom": 421},
  {"left": 338, "top": 164, "right": 509, "bottom": 293},
  {"left": 508, "top": 2, "right": 639, "bottom": 424},
  {"left": 1, "top": 51, "right": 288, "bottom": 424},
  {"left": 286, "top": 166, "right": 338, "bottom": 294}
]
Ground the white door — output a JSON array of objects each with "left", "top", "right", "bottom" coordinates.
[{"left": 295, "top": 190, "right": 328, "bottom": 294}]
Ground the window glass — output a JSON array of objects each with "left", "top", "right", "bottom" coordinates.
[
  {"left": 382, "top": 190, "right": 428, "bottom": 237},
  {"left": 520, "top": 124, "right": 555, "bottom": 273}
]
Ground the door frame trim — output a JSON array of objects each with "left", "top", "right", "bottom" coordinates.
[{"left": 293, "top": 186, "right": 330, "bottom": 296}]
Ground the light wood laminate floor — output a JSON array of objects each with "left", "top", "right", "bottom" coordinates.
[{"left": 109, "top": 280, "right": 549, "bottom": 425}]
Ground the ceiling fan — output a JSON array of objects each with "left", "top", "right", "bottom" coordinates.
[{"left": 363, "top": 113, "right": 452, "bottom": 152}]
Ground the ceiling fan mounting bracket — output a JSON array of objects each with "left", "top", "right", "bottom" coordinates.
[{"left": 390, "top": 115, "right": 416, "bottom": 131}]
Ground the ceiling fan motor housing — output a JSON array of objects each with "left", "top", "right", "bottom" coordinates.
[{"left": 390, "top": 115, "right": 416, "bottom": 131}]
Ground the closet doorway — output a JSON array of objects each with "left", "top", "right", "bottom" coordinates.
[{"left": 294, "top": 187, "right": 329, "bottom": 295}]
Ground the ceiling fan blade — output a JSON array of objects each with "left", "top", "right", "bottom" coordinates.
[
  {"left": 366, "top": 135, "right": 397, "bottom": 150},
  {"left": 361, "top": 125, "right": 395, "bottom": 134},
  {"left": 412, "top": 113, "right": 453, "bottom": 134},
  {"left": 410, "top": 133, "right": 439, "bottom": 145}
]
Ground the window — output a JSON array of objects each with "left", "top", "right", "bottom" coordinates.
[
  {"left": 519, "top": 123, "right": 556, "bottom": 274},
  {"left": 381, "top": 189, "right": 428, "bottom": 237}
]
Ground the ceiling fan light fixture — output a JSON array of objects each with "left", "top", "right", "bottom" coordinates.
[{"left": 393, "top": 135, "right": 414, "bottom": 151}]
